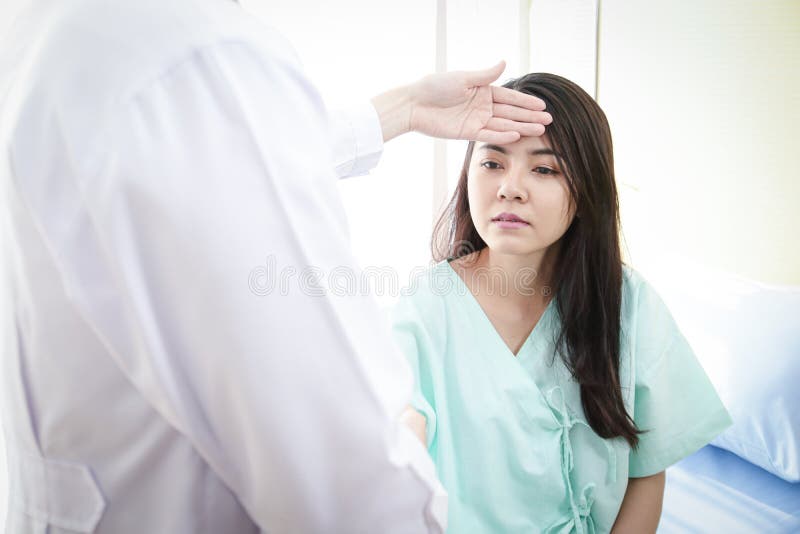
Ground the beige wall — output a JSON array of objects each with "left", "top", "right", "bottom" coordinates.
[{"left": 598, "top": 0, "right": 800, "bottom": 285}]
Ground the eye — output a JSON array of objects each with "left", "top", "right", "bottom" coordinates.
[
  {"left": 533, "top": 166, "right": 558, "bottom": 176},
  {"left": 480, "top": 160, "right": 503, "bottom": 170}
]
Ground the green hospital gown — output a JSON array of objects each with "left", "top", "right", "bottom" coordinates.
[{"left": 390, "top": 260, "right": 732, "bottom": 533}]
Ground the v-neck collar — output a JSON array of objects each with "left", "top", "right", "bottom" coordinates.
[{"left": 444, "top": 259, "right": 555, "bottom": 359}]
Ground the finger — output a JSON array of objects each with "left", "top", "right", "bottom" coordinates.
[
  {"left": 463, "top": 60, "right": 506, "bottom": 86},
  {"left": 486, "top": 117, "right": 546, "bottom": 137},
  {"left": 492, "top": 104, "right": 553, "bottom": 126},
  {"left": 474, "top": 129, "right": 520, "bottom": 145},
  {"left": 493, "top": 86, "right": 547, "bottom": 111}
]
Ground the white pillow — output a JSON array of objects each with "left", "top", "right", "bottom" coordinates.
[{"left": 635, "top": 255, "right": 800, "bottom": 482}]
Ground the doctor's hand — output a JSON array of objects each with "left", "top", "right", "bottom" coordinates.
[
  {"left": 372, "top": 60, "right": 552, "bottom": 144},
  {"left": 400, "top": 405, "right": 428, "bottom": 446}
]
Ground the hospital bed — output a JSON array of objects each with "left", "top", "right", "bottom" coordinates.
[
  {"left": 640, "top": 256, "right": 800, "bottom": 534},
  {"left": 660, "top": 444, "right": 800, "bottom": 533}
]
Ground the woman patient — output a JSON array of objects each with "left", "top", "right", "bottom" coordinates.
[{"left": 392, "top": 72, "right": 732, "bottom": 533}]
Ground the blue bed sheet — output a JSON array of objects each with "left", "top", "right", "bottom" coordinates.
[{"left": 658, "top": 445, "right": 800, "bottom": 533}]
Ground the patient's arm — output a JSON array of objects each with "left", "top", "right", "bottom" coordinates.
[
  {"left": 611, "top": 470, "right": 666, "bottom": 534},
  {"left": 400, "top": 405, "right": 427, "bottom": 446}
]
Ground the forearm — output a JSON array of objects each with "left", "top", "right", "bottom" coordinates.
[
  {"left": 611, "top": 471, "right": 665, "bottom": 534},
  {"left": 400, "top": 405, "right": 428, "bottom": 446}
]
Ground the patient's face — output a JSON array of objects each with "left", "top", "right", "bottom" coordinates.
[{"left": 467, "top": 135, "right": 575, "bottom": 258}]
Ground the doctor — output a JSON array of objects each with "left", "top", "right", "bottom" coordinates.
[{"left": 0, "top": 0, "right": 551, "bottom": 532}]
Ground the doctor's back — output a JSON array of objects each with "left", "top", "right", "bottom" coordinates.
[{"left": 0, "top": 0, "right": 445, "bottom": 532}]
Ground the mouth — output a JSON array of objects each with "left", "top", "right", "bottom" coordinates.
[{"left": 491, "top": 212, "right": 530, "bottom": 225}]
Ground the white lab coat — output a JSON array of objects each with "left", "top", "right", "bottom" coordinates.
[{"left": 0, "top": 0, "right": 446, "bottom": 532}]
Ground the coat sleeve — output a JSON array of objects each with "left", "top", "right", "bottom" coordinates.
[{"left": 329, "top": 101, "right": 384, "bottom": 179}]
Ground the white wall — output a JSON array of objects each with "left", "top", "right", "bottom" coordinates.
[
  {"left": 241, "top": 0, "right": 533, "bottom": 303},
  {"left": 527, "top": 0, "right": 800, "bottom": 285},
  {"left": 600, "top": 0, "right": 800, "bottom": 285},
  {"left": 241, "top": 0, "right": 438, "bottom": 302}
]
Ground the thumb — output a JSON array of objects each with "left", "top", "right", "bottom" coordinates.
[{"left": 464, "top": 60, "right": 506, "bottom": 86}]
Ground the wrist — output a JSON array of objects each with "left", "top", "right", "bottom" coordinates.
[{"left": 370, "top": 85, "right": 413, "bottom": 142}]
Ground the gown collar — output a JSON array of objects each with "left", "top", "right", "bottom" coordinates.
[{"left": 443, "top": 258, "right": 556, "bottom": 359}]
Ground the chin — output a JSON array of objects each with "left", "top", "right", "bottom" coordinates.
[{"left": 485, "top": 240, "right": 541, "bottom": 256}]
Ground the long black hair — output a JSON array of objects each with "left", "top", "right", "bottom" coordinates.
[{"left": 432, "top": 72, "right": 642, "bottom": 449}]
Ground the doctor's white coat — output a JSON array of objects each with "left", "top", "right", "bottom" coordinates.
[{"left": 0, "top": 0, "right": 445, "bottom": 532}]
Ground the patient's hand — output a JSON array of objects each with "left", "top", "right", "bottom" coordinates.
[
  {"left": 400, "top": 405, "right": 428, "bottom": 446},
  {"left": 372, "top": 61, "right": 552, "bottom": 144}
]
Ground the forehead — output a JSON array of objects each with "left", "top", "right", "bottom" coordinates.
[{"left": 474, "top": 134, "right": 557, "bottom": 158}]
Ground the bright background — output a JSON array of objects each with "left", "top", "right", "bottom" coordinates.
[{"left": 1, "top": 0, "right": 798, "bottom": 527}]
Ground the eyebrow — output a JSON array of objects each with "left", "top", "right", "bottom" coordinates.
[{"left": 479, "top": 143, "right": 561, "bottom": 158}]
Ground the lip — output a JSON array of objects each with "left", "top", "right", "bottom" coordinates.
[
  {"left": 493, "top": 220, "right": 529, "bottom": 229},
  {"left": 491, "top": 212, "right": 530, "bottom": 228},
  {"left": 492, "top": 212, "right": 529, "bottom": 223}
]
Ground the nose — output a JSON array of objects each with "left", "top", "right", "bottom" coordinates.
[{"left": 497, "top": 168, "right": 528, "bottom": 202}]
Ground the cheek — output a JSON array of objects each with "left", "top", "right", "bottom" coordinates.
[
  {"left": 537, "top": 183, "right": 574, "bottom": 227},
  {"left": 554, "top": 193, "right": 574, "bottom": 223},
  {"left": 466, "top": 176, "right": 490, "bottom": 216}
]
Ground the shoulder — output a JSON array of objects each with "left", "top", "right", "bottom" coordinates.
[
  {"left": 620, "top": 264, "right": 671, "bottom": 326},
  {"left": 619, "top": 264, "right": 682, "bottom": 373},
  {"left": 395, "top": 260, "right": 454, "bottom": 308},
  {"left": 621, "top": 264, "right": 647, "bottom": 302},
  {"left": 620, "top": 265, "right": 695, "bottom": 382},
  {"left": 391, "top": 260, "right": 454, "bottom": 339},
  {"left": 36, "top": 0, "right": 297, "bottom": 89},
  {"left": 7, "top": 0, "right": 302, "bottom": 168},
  {"left": 620, "top": 264, "right": 676, "bottom": 329}
]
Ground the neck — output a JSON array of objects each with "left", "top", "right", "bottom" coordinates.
[{"left": 475, "top": 245, "right": 560, "bottom": 307}]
